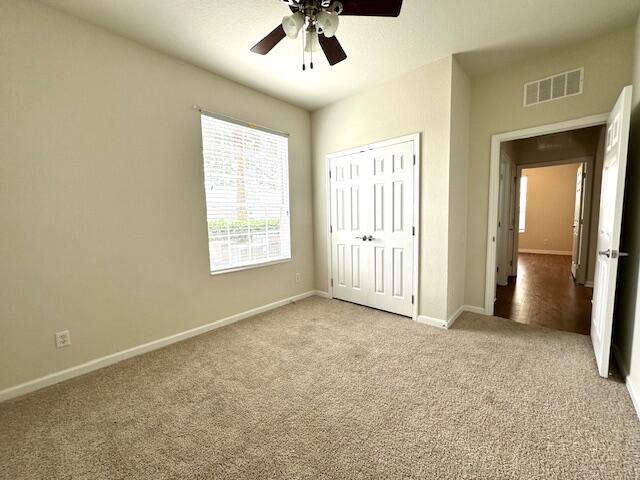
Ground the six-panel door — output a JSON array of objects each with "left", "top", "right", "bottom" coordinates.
[
  {"left": 330, "top": 152, "right": 369, "bottom": 307},
  {"left": 591, "top": 86, "right": 632, "bottom": 378},
  {"left": 330, "top": 140, "right": 415, "bottom": 317}
]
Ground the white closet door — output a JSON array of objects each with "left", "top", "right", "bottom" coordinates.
[
  {"left": 330, "top": 152, "right": 369, "bottom": 306},
  {"left": 367, "top": 141, "right": 415, "bottom": 317},
  {"left": 330, "top": 139, "right": 415, "bottom": 318}
]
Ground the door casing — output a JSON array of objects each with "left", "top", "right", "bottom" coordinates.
[
  {"left": 325, "top": 133, "right": 421, "bottom": 320},
  {"left": 485, "top": 113, "right": 609, "bottom": 315}
]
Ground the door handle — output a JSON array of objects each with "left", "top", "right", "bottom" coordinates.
[
  {"left": 355, "top": 236, "right": 367, "bottom": 241},
  {"left": 599, "top": 249, "right": 627, "bottom": 259},
  {"left": 366, "top": 235, "right": 375, "bottom": 242}
]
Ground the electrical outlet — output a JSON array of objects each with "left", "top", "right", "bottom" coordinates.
[
  {"left": 295, "top": 273, "right": 302, "bottom": 283},
  {"left": 55, "top": 330, "right": 71, "bottom": 349}
]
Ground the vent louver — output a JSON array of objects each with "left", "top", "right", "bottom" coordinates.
[{"left": 523, "top": 68, "right": 583, "bottom": 107}]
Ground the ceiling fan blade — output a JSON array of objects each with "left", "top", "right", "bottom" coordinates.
[
  {"left": 318, "top": 35, "right": 347, "bottom": 66},
  {"left": 339, "top": 0, "right": 403, "bottom": 17},
  {"left": 250, "top": 25, "right": 286, "bottom": 55}
]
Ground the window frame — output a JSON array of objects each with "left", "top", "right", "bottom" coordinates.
[{"left": 199, "top": 110, "right": 292, "bottom": 275}]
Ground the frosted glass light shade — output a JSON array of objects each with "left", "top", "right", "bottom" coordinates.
[
  {"left": 316, "top": 11, "right": 339, "bottom": 38},
  {"left": 282, "top": 12, "right": 304, "bottom": 39},
  {"left": 304, "top": 31, "right": 321, "bottom": 53}
]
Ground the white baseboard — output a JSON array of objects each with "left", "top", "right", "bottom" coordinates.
[
  {"left": 626, "top": 375, "right": 640, "bottom": 421},
  {"left": 417, "top": 305, "right": 486, "bottom": 330},
  {"left": 518, "top": 249, "right": 572, "bottom": 256},
  {"left": 612, "top": 343, "right": 640, "bottom": 421},
  {"left": 314, "top": 290, "right": 331, "bottom": 299},
  {"left": 462, "top": 305, "right": 486, "bottom": 315},
  {"left": 0, "top": 290, "right": 319, "bottom": 403},
  {"left": 416, "top": 315, "right": 448, "bottom": 329},
  {"left": 585, "top": 281, "right": 594, "bottom": 288}
]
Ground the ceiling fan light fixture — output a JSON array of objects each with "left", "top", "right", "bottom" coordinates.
[
  {"left": 251, "top": 0, "right": 404, "bottom": 68},
  {"left": 316, "top": 10, "right": 339, "bottom": 38},
  {"left": 282, "top": 12, "right": 304, "bottom": 39}
]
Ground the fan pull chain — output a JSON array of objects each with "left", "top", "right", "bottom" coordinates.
[
  {"left": 310, "top": 31, "right": 314, "bottom": 70},
  {"left": 301, "top": 30, "right": 306, "bottom": 71}
]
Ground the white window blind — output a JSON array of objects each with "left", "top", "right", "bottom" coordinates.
[
  {"left": 519, "top": 176, "right": 528, "bottom": 233},
  {"left": 200, "top": 113, "right": 291, "bottom": 273}
]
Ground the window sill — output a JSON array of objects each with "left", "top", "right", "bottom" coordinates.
[{"left": 209, "top": 257, "right": 292, "bottom": 276}]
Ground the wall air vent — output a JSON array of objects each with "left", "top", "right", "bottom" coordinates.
[{"left": 523, "top": 68, "right": 583, "bottom": 107}]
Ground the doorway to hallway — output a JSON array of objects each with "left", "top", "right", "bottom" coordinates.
[
  {"left": 485, "top": 87, "right": 633, "bottom": 378},
  {"left": 493, "top": 126, "right": 606, "bottom": 335}
]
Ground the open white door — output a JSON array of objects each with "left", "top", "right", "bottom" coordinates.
[{"left": 591, "top": 85, "right": 632, "bottom": 378}]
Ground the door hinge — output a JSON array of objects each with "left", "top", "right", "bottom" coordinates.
[
  {"left": 413, "top": 154, "right": 416, "bottom": 165},
  {"left": 412, "top": 226, "right": 416, "bottom": 236},
  {"left": 411, "top": 295, "right": 415, "bottom": 305},
  {"left": 331, "top": 278, "right": 334, "bottom": 287},
  {"left": 330, "top": 225, "right": 333, "bottom": 233},
  {"left": 329, "top": 170, "right": 332, "bottom": 178},
  {"left": 509, "top": 260, "right": 513, "bottom": 266}
]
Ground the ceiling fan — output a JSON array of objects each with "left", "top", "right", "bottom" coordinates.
[{"left": 251, "top": 0, "right": 404, "bottom": 70}]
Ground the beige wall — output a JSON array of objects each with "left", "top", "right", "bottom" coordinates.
[
  {"left": 448, "top": 58, "right": 471, "bottom": 316},
  {"left": 311, "top": 57, "right": 454, "bottom": 320},
  {"left": 519, "top": 164, "right": 580, "bottom": 253},
  {"left": 465, "top": 27, "right": 635, "bottom": 308},
  {"left": 0, "top": 0, "right": 315, "bottom": 391},
  {"left": 613, "top": 15, "right": 640, "bottom": 396}
]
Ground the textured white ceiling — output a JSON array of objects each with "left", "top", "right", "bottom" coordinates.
[{"left": 39, "top": 0, "right": 640, "bottom": 110}]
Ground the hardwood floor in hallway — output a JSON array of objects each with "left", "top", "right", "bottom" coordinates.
[{"left": 494, "top": 253, "right": 593, "bottom": 335}]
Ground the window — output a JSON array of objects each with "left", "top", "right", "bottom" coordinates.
[
  {"left": 519, "top": 176, "right": 528, "bottom": 233},
  {"left": 200, "top": 113, "right": 291, "bottom": 274}
]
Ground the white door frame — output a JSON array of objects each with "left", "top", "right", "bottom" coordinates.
[
  {"left": 325, "top": 133, "right": 421, "bottom": 320},
  {"left": 484, "top": 113, "right": 608, "bottom": 315},
  {"left": 514, "top": 156, "right": 593, "bottom": 271}
]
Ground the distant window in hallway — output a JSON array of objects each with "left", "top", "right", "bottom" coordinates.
[{"left": 519, "top": 176, "right": 528, "bottom": 233}]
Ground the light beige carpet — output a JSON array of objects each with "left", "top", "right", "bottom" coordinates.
[{"left": 1, "top": 297, "right": 639, "bottom": 479}]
